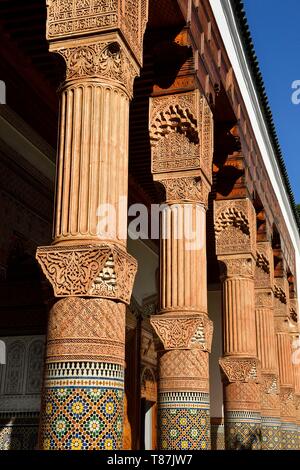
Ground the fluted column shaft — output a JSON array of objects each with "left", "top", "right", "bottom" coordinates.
[
  {"left": 54, "top": 80, "right": 130, "bottom": 246},
  {"left": 274, "top": 274, "right": 297, "bottom": 449},
  {"left": 36, "top": 2, "right": 148, "bottom": 450},
  {"left": 255, "top": 242, "right": 281, "bottom": 449},
  {"left": 149, "top": 90, "right": 214, "bottom": 450},
  {"left": 155, "top": 202, "right": 211, "bottom": 450},
  {"left": 215, "top": 198, "right": 261, "bottom": 450}
]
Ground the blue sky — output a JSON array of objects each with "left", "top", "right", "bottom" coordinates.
[{"left": 243, "top": 0, "right": 300, "bottom": 203}]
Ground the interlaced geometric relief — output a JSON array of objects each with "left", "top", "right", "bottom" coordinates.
[
  {"left": 46, "top": 298, "right": 125, "bottom": 365},
  {"left": 158, "top": 392, "right": 210, "bottom": 450}
]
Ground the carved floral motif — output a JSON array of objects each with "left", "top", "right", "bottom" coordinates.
[
  {"left": 262, "top": 374, "right": 279, "bottom": 395},
  {"left": 58, "top": 40, "right": 138, "bottom": 94},
  {"left": 219, "top": 256, "right": 255, "bottom": 279},
  {"left": 36, "top": 244, "right": 137, "bottom": 304},
  {"left": 159, "top": 176, "right": 210, "bottom": 205}
]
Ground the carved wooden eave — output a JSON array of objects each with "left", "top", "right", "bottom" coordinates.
[{"left": 172, "top": 0, "right": 300, "bottom": 293}]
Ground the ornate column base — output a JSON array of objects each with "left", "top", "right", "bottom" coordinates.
[
  {"left": 157, "top": 348, "right": 211, "bottom": 450},
  {"left": 158, "top": 390, "right": 210, "bottom": 450},
  {"left": 38, "top": 297, "right": 126, "bottom": 450},
  {"left": 260, "top": 375, "right": 281, "bottom": 449},
  {"left": 281, "top": 421, "right": 298, "bottom": 450},
  {"left": 224, "top": 411, "right": 261, "bottom": 450},
  {"left": 220, "top": 358, "right": 262, "bottom": 450},
  {"left": 280, "top": 388, "right": 298, "bottom": 450},
  {"left": 260, "top": 417, "right": 281, "bottom": 450}
]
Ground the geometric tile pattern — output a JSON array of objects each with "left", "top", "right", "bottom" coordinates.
[
  {"left": 39, "top": 361, "right": 124, "bottom": 450},
  {"left": 158, "top": 392, "right": 210, "bottom": 450},
  {"left": 225, "top": 411, "right": 261, "bottom": 450},
  {"left": 281, "top": 422, "right": 298, "bottom": 450},
  {"left": 0, "top": 414, "right": 39, "bottom": 450},
  {"left": 261, "top": 417, "right": 281, "bottom": 450}
]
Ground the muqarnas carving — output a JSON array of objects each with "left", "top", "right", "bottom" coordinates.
[
  {"left": 149, "top": 91, "right": 213, "bottom": 183},
  {"left": 214, "top": 199, "right": 256, "bottom": 256}
]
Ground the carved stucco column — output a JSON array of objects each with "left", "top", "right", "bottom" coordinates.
[
  {"left": 274, "top": 269, "right": 297, "bottom": 449},
  {"left": 35, "top": 0, "right": 148, "bottom": 450},
  {"left": 255, "top": 242, "right": 281, "bottom": 449},
  {"left": 290, "top": 297, "right": 300, "bottom": 448},
  {"left": 289, "top": 296, "right": 300, "bottom": 450},
  {"left": 214, "top": 198, "right": 261, "bottom": 450},
  {"left": 149, "top": 90, "right": 214, "bottom": 450}
]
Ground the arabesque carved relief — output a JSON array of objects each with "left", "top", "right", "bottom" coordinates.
[
  {"left": 36, "top": 244, "right": 137, "bottom": 304},
  {"left": 151, "top": 313, "right": 213, "bottom": 352},
  {"left": 219, "top": 357, "right": 261, "bottom": 384},
  {"left": 219, "top": 256, "right": 255, "bottom": 279},
  {"left": 57, "top": 39, "right": 138, "bottom": 94},
  {"left": 46, "top": 0, "right": 149, "bottom": 65},
  {"left": 159, "top": 176, "right": 210, "bottom": 206}
]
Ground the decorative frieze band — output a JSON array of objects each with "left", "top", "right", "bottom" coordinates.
[
  {"left": 151, "top": 313, "right": 213, "bottom": 352},
  {"left": 36, "top": 244, "right": 137, "bottom": 304}
]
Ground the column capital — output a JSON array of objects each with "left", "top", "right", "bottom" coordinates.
[
  {"left": 261, "top": 372, "right": 279, "bottom": 395},
  {"left": 219, "top": 356, "right": 261, "bottom": 384},
  {"left": 46, "top": 0, "right": 148, "bottom": 66},
  {"left": 151, "top": 312, "right": 213, "bottom": 352},
  {"left": 214, "top": 198, "right": 256, "bottom": 258},
  {"left": 218, "top": 255, "right": 256, "bottom": 280},
  {"left": 154, "top": 175, "right": 211, "bottom": 207},
  {"left": 149, "top": 89, "right": 214, "bottom": 194},
  {"left": 53, "top": 36, "right": 140, "bottom": 97},
  {"left": 36, "top": 243, "right": 137, "bottom": 304}
]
